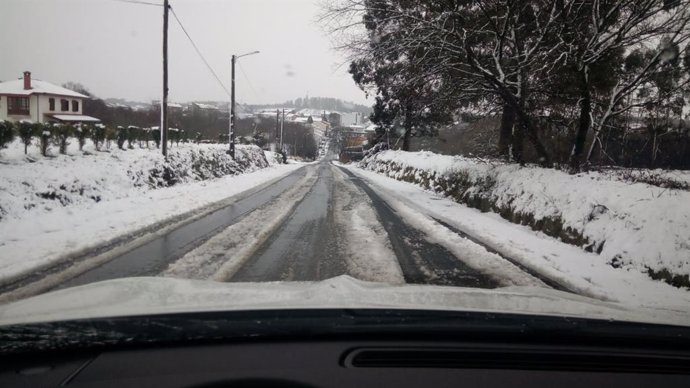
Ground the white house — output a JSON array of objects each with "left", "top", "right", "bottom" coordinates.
[{"left": 0, "top": 71, "right": 100, "bottom": 124}]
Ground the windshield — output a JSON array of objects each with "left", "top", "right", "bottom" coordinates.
[{"left": 0, "top": 0, "right": 689, "bottom": 329}]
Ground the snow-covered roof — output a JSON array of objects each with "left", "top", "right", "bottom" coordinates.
[
  {"left": 193, "top": 103, "right": 219, "bottom": 110},
  {"left": 50, "top": 114, "right": 100, "bottom": 122},
  {"left": 296, "top": 108, "right": 327, "bottom": 116},
  {"left": 0, "top": 78, "right": 89, "bottom": 98}
]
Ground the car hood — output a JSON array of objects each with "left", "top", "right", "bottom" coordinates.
[{"left": 0, "top": 275, "right": 688, "bottom": 327}]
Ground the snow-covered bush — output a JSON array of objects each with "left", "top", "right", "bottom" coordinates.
[
  {"left": 150, "top": 127, "right": 161, "bottom": 148},
  {"left": 126, "top": 126, "right": 137, "bottom": 149},
  {"left": 140, "top": 145, "right": 269, "bottom": 188},
  {"left": 105, "top": 126, "right": 117, "bottom": 150},
  {"left": 363, "top": 141, "right": 389, "bottom": 159}
]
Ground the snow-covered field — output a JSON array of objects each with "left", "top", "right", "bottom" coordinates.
[
  {"left": 356, "top": 150, "right": 690, "bottom": 294},
  {"left": 0, "top": 139, "right": 300, "bottom": 285}
]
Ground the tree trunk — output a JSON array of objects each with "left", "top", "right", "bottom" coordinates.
[
  {"left": 498, "top": 103, "right": 515, "bottom": 159},
  {"left": 499, "top": 79, "right": 550, "bottom": 166},
  {"left": 515, "top": 108, "right": 551, "bottom": 167},
  {"left": 502, "top": 90, "right": 550, "bottom": 167},
  {"left": 512, "top": 119, "right": 525, "bottom": 164},
  {"left": 569, "top": 68, "right": 591, "bottom": 171},
  {"left": 402, "top": 106, "right": 412, "bottom": 151},
  {"left": 651, "top": 129, "right": 658, "bottom": 169},
  {"left": 402, "top": 126, "right": 412, "bottom": 151}
]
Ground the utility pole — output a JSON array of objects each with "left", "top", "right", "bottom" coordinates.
[
  {"left": 274, "top": 109, "right": 280, "bottom": 151},
  {"left": 161, "top": 0, "right": 169, "bottom": 158},
  {"left": 280, "top": 108, "right": 285, "bottom": 150},
  {"left": 228, "top": 51, "right": 259, "bottom": 158},
  {"left": 229, "top": 54, "right": 236, "bottom": 158}
]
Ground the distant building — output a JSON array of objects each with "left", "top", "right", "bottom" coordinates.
[
  {"left": 327, "top": 112, "right": 342, "bottom": 127},
  {"left": 310, "top": 120, "right": 330, "bottom": 142},
  {"left": 192, "top": 102, "right": 220, "bottom": 112},
  {"left": 0, "top": 71, "right": 100, "bottom": 124}
]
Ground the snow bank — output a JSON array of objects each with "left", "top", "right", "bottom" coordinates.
[
  {"left": 0, "top": 139, "right": 268, "bottom": 222},
  {"left": 359, "top": 150, "right": 690, "bottom": 287}
]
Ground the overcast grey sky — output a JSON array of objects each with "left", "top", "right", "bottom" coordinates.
[{"left": 0, "top": 0, "right": 368, "bottom": 105}]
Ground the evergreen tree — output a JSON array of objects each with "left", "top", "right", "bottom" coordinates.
[
  {"left": 53, "top": 124, "right": 73, "bottom": 154},
  {"left": 76, "top": 124, "right": 90, "bottom": 151},
  {"left": 17, "top": 121, "right": 34, "bottom": 154},
  {"left": 0, "top": 121, "right": 15, "bottom": 150},
  {"left": 91, "top": 125, "right": 106, "bottom": 151},
  {"left": 116, "top": 126, "right": 127, "bottom": 150}
]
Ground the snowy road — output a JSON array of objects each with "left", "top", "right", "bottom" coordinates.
[
  {"left": 230, "top": 163, "right": 346, "bottom": 282},
  {"left": 226, "top": 161, "right": 535, "bottom": 288},
  {"left": 0, "top": 159, "right": 551, "bottom": 302},
  {"left": 56, "top": 167, "right": 309, "bottom": 290}
]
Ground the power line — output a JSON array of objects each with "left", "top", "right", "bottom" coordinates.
[
  {"left": 237, "top": 61, "right": 261, "bottom": 103},
  {"left": 169, "top": 5, "right": 232, "bottom": 98},
  {"left": 110, "top": 0, "right": 234, "bottom": 100},
  {"left": 107, "top": 0, "right": 163, "bottom": 7}
]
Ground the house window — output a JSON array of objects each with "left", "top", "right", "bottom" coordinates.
[
  {"left": 61, "top": 99, "right": 69, "bottom": 111},
  {"left": 7, "top": 96, "right": 30, "bottom": 115},
  {"left": 72, "top": 100, "right": 79, "bottom": 112},
  {"left": 49, "top": 98, "right": 55, "bottom": 111}
]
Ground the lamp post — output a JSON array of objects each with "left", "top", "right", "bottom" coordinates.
[{"left": 229, "top": 50, "right": 260, "bottom": 158}]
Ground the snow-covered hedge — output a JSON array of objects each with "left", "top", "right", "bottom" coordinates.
[
  {"left": 130, "top": 144, "right": 269, "bottom": 188},
  {"left": 360, "top": 150, "right": 690, "bottom": 287},
  {"left": 0, "top": 140, "right": 268, "bottom": 222}
]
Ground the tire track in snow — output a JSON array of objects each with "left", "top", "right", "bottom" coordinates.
[
  {"left": 228, "top": 163, "right": 344, "bottom": 282},
  {"left": 332, "top": 166, "right": 405, "bottom": 284},
  {"left": 337, "top": 165, "right": 542, "bottom": 289},
  {"left": 160, "top": 167, "right": 319, "bottom": 281},
  {"left": 431, "top": 217, "right": 571, "bottom": 292},
  {"left": 227, "top": 162, "right": 404, "bottom": 284}
]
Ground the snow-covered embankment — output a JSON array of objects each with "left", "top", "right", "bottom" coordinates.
[
  {"left": 359, "top": 150, "right": 690, "bottom": 288},
  {"left": 1, "top": 142, "right": 270, "bottom": 221}
]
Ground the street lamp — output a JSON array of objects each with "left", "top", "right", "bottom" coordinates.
[{"left": 229, "top": 50, "right": 260, "bottom": 158}]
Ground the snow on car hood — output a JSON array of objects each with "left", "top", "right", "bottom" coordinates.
[{"left": 0, "top": 275, "right": 688, "bottom": 326}]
